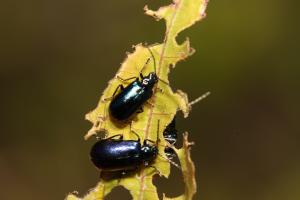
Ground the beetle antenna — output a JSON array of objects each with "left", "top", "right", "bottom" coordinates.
[
  {"left": 140, "top": 57, "right": 151, "bottom": 75},
  {"left": 188, "top": 91, "right": 211, "bottom": 107},
  {"left": 157, "top": 77, "right": 169, "bottom": 85},
  {"left": 172, "top": 91, "right": 211, "bottom": 113},
  {"left": 157, "top": 152, "right": 181, "bottom": 170},
  {"left": 146, "top": 46, "right": 170, "bottom": 86},
  {"left": 146, "top": 46, "right": 157, "bottom": 74}
]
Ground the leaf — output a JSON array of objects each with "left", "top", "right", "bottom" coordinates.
[
  {"left": 66, "top": 182, "right": 115, "bottom": 200},
  {"left": 66, "top": 0, "right": 209, "bottom": 199},
  {"left": 163, "top": 133, "right": 197, "bottom": 200}
]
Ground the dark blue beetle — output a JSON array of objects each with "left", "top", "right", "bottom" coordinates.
[
  {"left": 162, "top": 92, "right": 211, "bottom": 159},
  {"left": 90, "top": 120, "right": 181, "bottom": 172},
  {"left": 90, "top": 134, "right": 158, "bottom": 172},
  {"left": 163, "top": 117, "right": 177, "bottom": 146},
  {"left": 163, "top": 116, "right": 178, "bottom": 160},
  {"left": 108, "top": 47, "right": 165, "bottom": 121},
  {"left": 109, "top": 72, "right": 158, "bottom": 121}
]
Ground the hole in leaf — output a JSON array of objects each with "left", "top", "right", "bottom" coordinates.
[
  {"left": 154, "top": 154, "right": 184, "bottom": 198},
  {"left": 105, "top": 186, "right": 131, "bottom": 200}
]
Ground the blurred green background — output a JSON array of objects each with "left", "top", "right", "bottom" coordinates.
[{"left": 1, "top": 0, "right": 299, "bottom": 199}]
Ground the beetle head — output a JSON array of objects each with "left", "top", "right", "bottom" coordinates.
[
  {"left": 141, "top": 144, "right": 158, "bottom": 163},
  {"left": 141, "top": 72, "right": 158, "bottom": 88}
]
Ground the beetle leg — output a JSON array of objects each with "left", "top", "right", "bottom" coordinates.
[
  {"left": 136, "top": 107, "right": 144, "bottom": 113},
  {"left": 102, "top": 84, "right": 125, "bottom": 102},
  {"left": 144, "top": 139, "right": 156, "bottom": 145},
  {"left": 117, "top": 171, "right": 126, "bottom": 184},
  {"left": 106, "top": 134, "right": 123, "bottom": 140},
  {"left": 130, "top": 130, "right": 141, "bottom": 142},
  {"left": 158, "top": 77, "right": 169, "bottom": 85},
  {"left": 139, "top": 57, "right": 151, "bottom": 75},
  {"left": 112, "top": 84, "right": 125, "bottom": 97},
  {"left": 116, "top": 75, "right": 138, "bottom": 82},
  {"left": 108, "top": 170, "right": 131, "bottom": 184},
  {"left": 139, "top": 72, "right": 144, "bottom": 79},
  {"left": 129, "top": 122, "right": 141, "bottom": 142}
]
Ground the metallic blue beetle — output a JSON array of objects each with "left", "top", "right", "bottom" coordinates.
[
  {"left": 108, "top": 47, "right": 164, "bottom": 121},
  {"left": 90, "top": 134, "right": 158, "bottom": 172},
  {"left": 109, "top": 72, "right": 158, "bottom": 121},
  {"left": 163, "top": 117, "right": 178, "bottom": 160}
]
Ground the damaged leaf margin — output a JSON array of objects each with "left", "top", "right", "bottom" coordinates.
[
  {"left": 66, "top": 133, "right": 196, "bottom": 200},
  {"left": 66, "top": 0, "right": 209, "bottom": 199},
  {"left": 163, "top": 133, "right": 197, "bottom": 200}
]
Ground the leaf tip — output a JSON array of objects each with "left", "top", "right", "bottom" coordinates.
[{"left": 199, "top": 0, "right": 209, "bottom": 20}]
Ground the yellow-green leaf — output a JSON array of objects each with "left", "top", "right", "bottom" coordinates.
[
  {"left": 163, "top": 133, "right": 197, "bottom": 200},
  {"left": 66, "top": 0, "right": 209, "bottom": 199}
]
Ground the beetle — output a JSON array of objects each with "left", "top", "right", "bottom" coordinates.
[
  {"left": 163, "top": 116, "right": 178, "bottom": 160},
  {"left": 90, "top": 133, "right": 158, "bottom": 172},
  {"left": 162, "top": 92, "right": 211, "bottom": 159},
  {"left": 90, "top": 120, "right": 181, "bottom": 172},
  {"left": 163, "top": 116, "right": 177, "bottom": 145},
  {"left": 108, "top": 46, "right": 166, "bottom": 121}
]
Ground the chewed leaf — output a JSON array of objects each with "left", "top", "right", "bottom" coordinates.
[
  {"left": 84, "top": 44, "right": 190, "bottom": 142},
  {"left": 163, "top": 133, "right": 197, "bottom": 200},
  {"left": 145, "top": 0, "right": 208, "bottom": 38},
  {"left": 66, "top": 181, "right": 117, "bottom": 200},
  {"left": 66, "top": 133, "right": 197, "bottom": 200},
  {"left": 67, "top": 0, "right": 209, "bottom": 199}
]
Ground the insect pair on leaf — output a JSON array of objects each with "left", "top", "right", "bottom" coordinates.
[
  {"left": 91, "top": 46, "right": 179, "bottom": 174},
  {"left": 90, "top": 44, "right": 209, "bottom": 174}
]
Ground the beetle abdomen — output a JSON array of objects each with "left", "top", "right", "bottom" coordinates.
[
  {"left": 109, "top": 81, "right": 151, "bottom": 121},
  {"left": 90, "top": 140, "right": 143, "bottom": 171}
]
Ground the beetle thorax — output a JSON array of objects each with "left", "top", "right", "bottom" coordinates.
[
  {"left": 141, "top": 72, "right": 158, "bottom": 87},
  {"left": 141, "top": 144, "right": 158, "bottom": 163}
]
